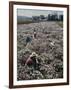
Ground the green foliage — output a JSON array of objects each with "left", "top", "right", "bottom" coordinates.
[
  {"left": 40, "top": 15, "right": 45, "bottom": 19},
  {"left": 56, "top": 21, "right": 63, "bottom": 28}
]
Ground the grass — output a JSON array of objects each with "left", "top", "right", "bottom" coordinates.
[
  {"left": 18, "top": 20, "right": 63, "bottom": 28},
  {"left": 56, "top": 21, "right": 63, "bottom": 28},
  {"left": 17, "top": 20, "right": 34, "bottom": 24}
]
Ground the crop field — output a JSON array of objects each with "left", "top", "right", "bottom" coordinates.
[{"left": 17, "top": 21, "right": 63, "bottom": 80}]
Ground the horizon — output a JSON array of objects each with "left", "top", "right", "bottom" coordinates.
[{"left": 17, "top": 9, "right": 63, "bottom": 17}]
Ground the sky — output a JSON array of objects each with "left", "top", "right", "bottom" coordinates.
[{"left": 17, "top": 9, "right": 63, "bottom": 17}]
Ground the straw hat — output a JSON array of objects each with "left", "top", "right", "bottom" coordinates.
[{"left": 30, "top": 52, "right": 38, "bottom": 57}]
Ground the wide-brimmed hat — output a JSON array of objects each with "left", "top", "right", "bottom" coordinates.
[{"left": 30, "top": 52, "right": 37, "bottom": 57}]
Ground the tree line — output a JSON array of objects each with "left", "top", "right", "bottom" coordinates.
[{"left": 32, "top": 14, "right": 63, "bottom": 21}]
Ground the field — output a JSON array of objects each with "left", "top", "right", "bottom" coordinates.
[{"left": 17, "top": 21, "right": 63, "bottom": 80}]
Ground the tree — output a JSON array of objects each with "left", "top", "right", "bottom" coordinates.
[
  {"left": 40, "top": 15, "right": 45, "bottom": 20},
  {"left": 32, "top": 16, "right": 40, "bottom": 21},
  {"left": 59, "top": 15, "right": 63, "bottom": 21},
  {"left": 47, "top": 14, "right": 51, "bottom": 21}
]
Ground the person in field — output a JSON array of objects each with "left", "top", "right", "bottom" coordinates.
[
  {"left": 33, "top": 29, "right": 37, "bottom": 39},
  {"left": 25, "top": 52, "right": 39, "bottom": 69},
  {"left": 26, "top": 36, "right": 32, "bottom": 44}
]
